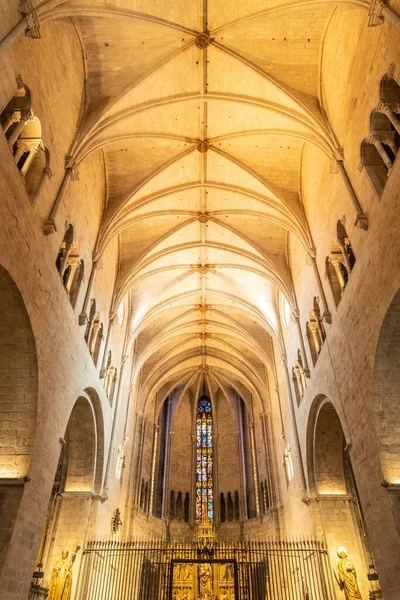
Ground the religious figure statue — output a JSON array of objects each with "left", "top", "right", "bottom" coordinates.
[
  {"left": 199, "top": 563, "right": 212, "bottom": 595},
  {"left": 46, "top": 542, "right": 80, "bottom": 600},
  {"left": 182, "top": 563, "right": 193, "bottom": 580},
  {"left": 334, "top": 547, "right": 362, "bottom": 599},
  {"left": 174, "top": 563, "right": 181, "bottom": 580}
]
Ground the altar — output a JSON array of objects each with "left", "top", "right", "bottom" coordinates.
[{"left": 171, "top": 560, "right": 236, "bottom": 600}]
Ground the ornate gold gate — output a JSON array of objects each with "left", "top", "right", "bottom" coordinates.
[{"left": 76, "top": 539, "right": 336, "bottom": 600}]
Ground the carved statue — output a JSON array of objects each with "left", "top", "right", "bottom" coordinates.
[
  {"left": 199, "top": 563, "right": 212, "bottom": 595},
  {"left": 174, "top": 563, "right": 181, "bottom": 580},
  {"left": 182, "top": 563, "right": 193, "bottom": 580},
  {"left": 334, "top": 547, "right": 362, "bottom": 599},
  {"left": 46, "top": 542, "right": 80, "bottom": 600}
]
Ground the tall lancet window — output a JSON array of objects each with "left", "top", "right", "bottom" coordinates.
[{"left": 196, "top": 394, "right": 213, "bottom": 521}]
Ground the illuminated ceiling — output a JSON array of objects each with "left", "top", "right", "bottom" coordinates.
[{"left": 36, "top": 0, "right": 362, "bottom": 408}]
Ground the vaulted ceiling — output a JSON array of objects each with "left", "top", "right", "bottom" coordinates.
[{"left": 38, "top": 0, "right": 364, "bottom": 409}]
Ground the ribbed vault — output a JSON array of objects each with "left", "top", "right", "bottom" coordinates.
[{"left": 35, "top": 0, "right": 369, "bottom": 408}]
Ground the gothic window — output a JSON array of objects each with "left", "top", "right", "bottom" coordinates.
[
  {"left": 234, "top": 490, "right": 240, "bottom": 520},
  {"left": 55, "top": 227, "right": 84, "bottom": 309},
  {"left": 0, "top": 83, "right": 50, "bottom": 202},
  {"left": 69, "top": 259, "right": 84, "bottom": 309},
  {"left": 361, "top": 74, "right": 400, "bottom": 197},
  {"left": 220, "top": 493, "right": 226, "bottom": 523},
  {"left": 176, "top": 491, "right": 183, "bottom": 520},
  {"left": 196, "top": 394, "right": 213, "bottom": 522},
  {"left": 88, "top": 313, "right": 100, "bottom": 356},
  {"left": 326, "top": 223, "right": 356, "bottom": 306},
  {"left": 93, "top": 323, "right": 103, "bottom": 366},
  {"left": 184, "top": 492, "right": 190, "bottom": 523},
  {"left": 227, "top": 491, "right": 233, "bottom": 521},
  {"left": 306, "top": 297, "right": 326, "bottom": 366},
  {"left": 170, "top": 490, "right": 175, "bottom": 518}
]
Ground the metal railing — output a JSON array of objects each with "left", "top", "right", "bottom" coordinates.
[{"left": 75, "top": 538, "right": 336, "bottom": 600}]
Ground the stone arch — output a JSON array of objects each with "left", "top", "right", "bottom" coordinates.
[
  {"left": 372, "top": 289, "right": 400, "bottom": 490},
  {"left": 53, "top": 388, "right": 104, "bottom": 499},
  {"left": 33, "top": 389, "right": 104, "bottom": 595},
  {"left": 307, "top": 396, "right": 347, "bottom": 496},
  {"left": 306, "top": 396, "right": 373, "bottom": 598},
  {"left": 0, "top": 265, "right": 38, "bottom": 577}
]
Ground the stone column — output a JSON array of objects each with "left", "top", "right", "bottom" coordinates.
[
  {"left": 148, "top": 425, "right": 159, "bottom": 517},
  {"left": 7, "top": 109, "right": 32, "bottom": 147},
  {"left": 249, "top": 423, "right": 261, "bottom": 518},
  {"left": 2, "top": 112, "right": 19, "bottom": 134},
  {"left": 64, "top": 256, "right": 80, "bottom": 295},
  {"left": 260, "top": 412, "right": 277, "bottom": 509},
  {"left": 292, "top": 309, "right": 310, "bottom": 376},
  {"left": 293, "top": 364, "right": 303, "bottom": 398},
  {"left": 379, "top": 102, "right": 400, "bottom": 135},
  {"left": 330, "top": 254, "right": 347, "bottom": 290},
  {"left": 212, "top": 432, "right": 219, "bottom": 523},
  {"left": 369, "top": 135, "right": 393, "bottom": 170},
  {"left": 102, "top": 354, "right": 129, "bottom": 496},
  {"left": 308, "top": 251, "right": 332, "bottom": 323},
  {"left": 336, "top": 161, "right": 369, "bottom": 230},
  {"left": 100, "top": 313, "right": 116, "bottom": 378},
  {"left": 89, "top": 321, "right": 100, "bottom": 355},
  {"left": 58, "top": 240, "right": 74, "bottom": 280},
  {"left": 309, "top": 319, "right": 321, "bottom": 354},
  {"left": 380, "top": 0, "right": 400, "bottom": 28},
  {"left": 0, "top": 5, "right": 40, "bottom": 63},
  {"left": 43, "top": 156, "right": 79, "bottom": 235},
  {"left": 79, "top": 258, "right": 102, "bottom": 325},
  {"left": 20, "top": 142, "right": 41, "bottom": 176},
  {"left": 280, "top": 354, "right": 306, "bottom": 492},
  {"left": 163, "top": 429, "right": 174, "bottom": 519},
  {"left": 334, "top": 237, "right": 353, "bottom": 275},
  {"left": 235, "top": 429, "right": 247, "bottom": 521}
]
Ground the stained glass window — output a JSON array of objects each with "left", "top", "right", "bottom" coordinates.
[{"left": 196, "top": 395, "right": 213, "bottom": 521}]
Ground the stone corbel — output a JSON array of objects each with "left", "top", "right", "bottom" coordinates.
[
  {"left": 368, "top": 0, "right": 385, "bottom": 25},
  {"left": 91, "top": 492, "right": 108, "bottom": 503},
  {"left": 19, "top": 0, "right": 40, "bottom": 38},
  {"left": 65, "top": 155, "right": 79, "bottom": 181},
  {"left": 369, "top": 0, "right": 400, "bottom": 28}
]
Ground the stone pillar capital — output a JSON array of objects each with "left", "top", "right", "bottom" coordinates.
[
  {"left": 19, "top": 0, "right": 41, "bottom": 38},
  {"left": 94, "top": 257, "right": 104, "bottom": 270},
  {"left": 65, "top": 155, "right": 79, "bottom": 181}
]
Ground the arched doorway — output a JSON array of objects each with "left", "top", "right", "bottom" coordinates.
[
  {"left": 307, "top": 398, "right": 380, "bottom": 599},
  {"left": 31, "top": 392, "right": 103, "bottom": 599},
  {"left": 373, "top": 288, "right": 400, "bottom": 533},
  {"left": 0, "top": 265, "right": 38, "bottom": 578}
]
